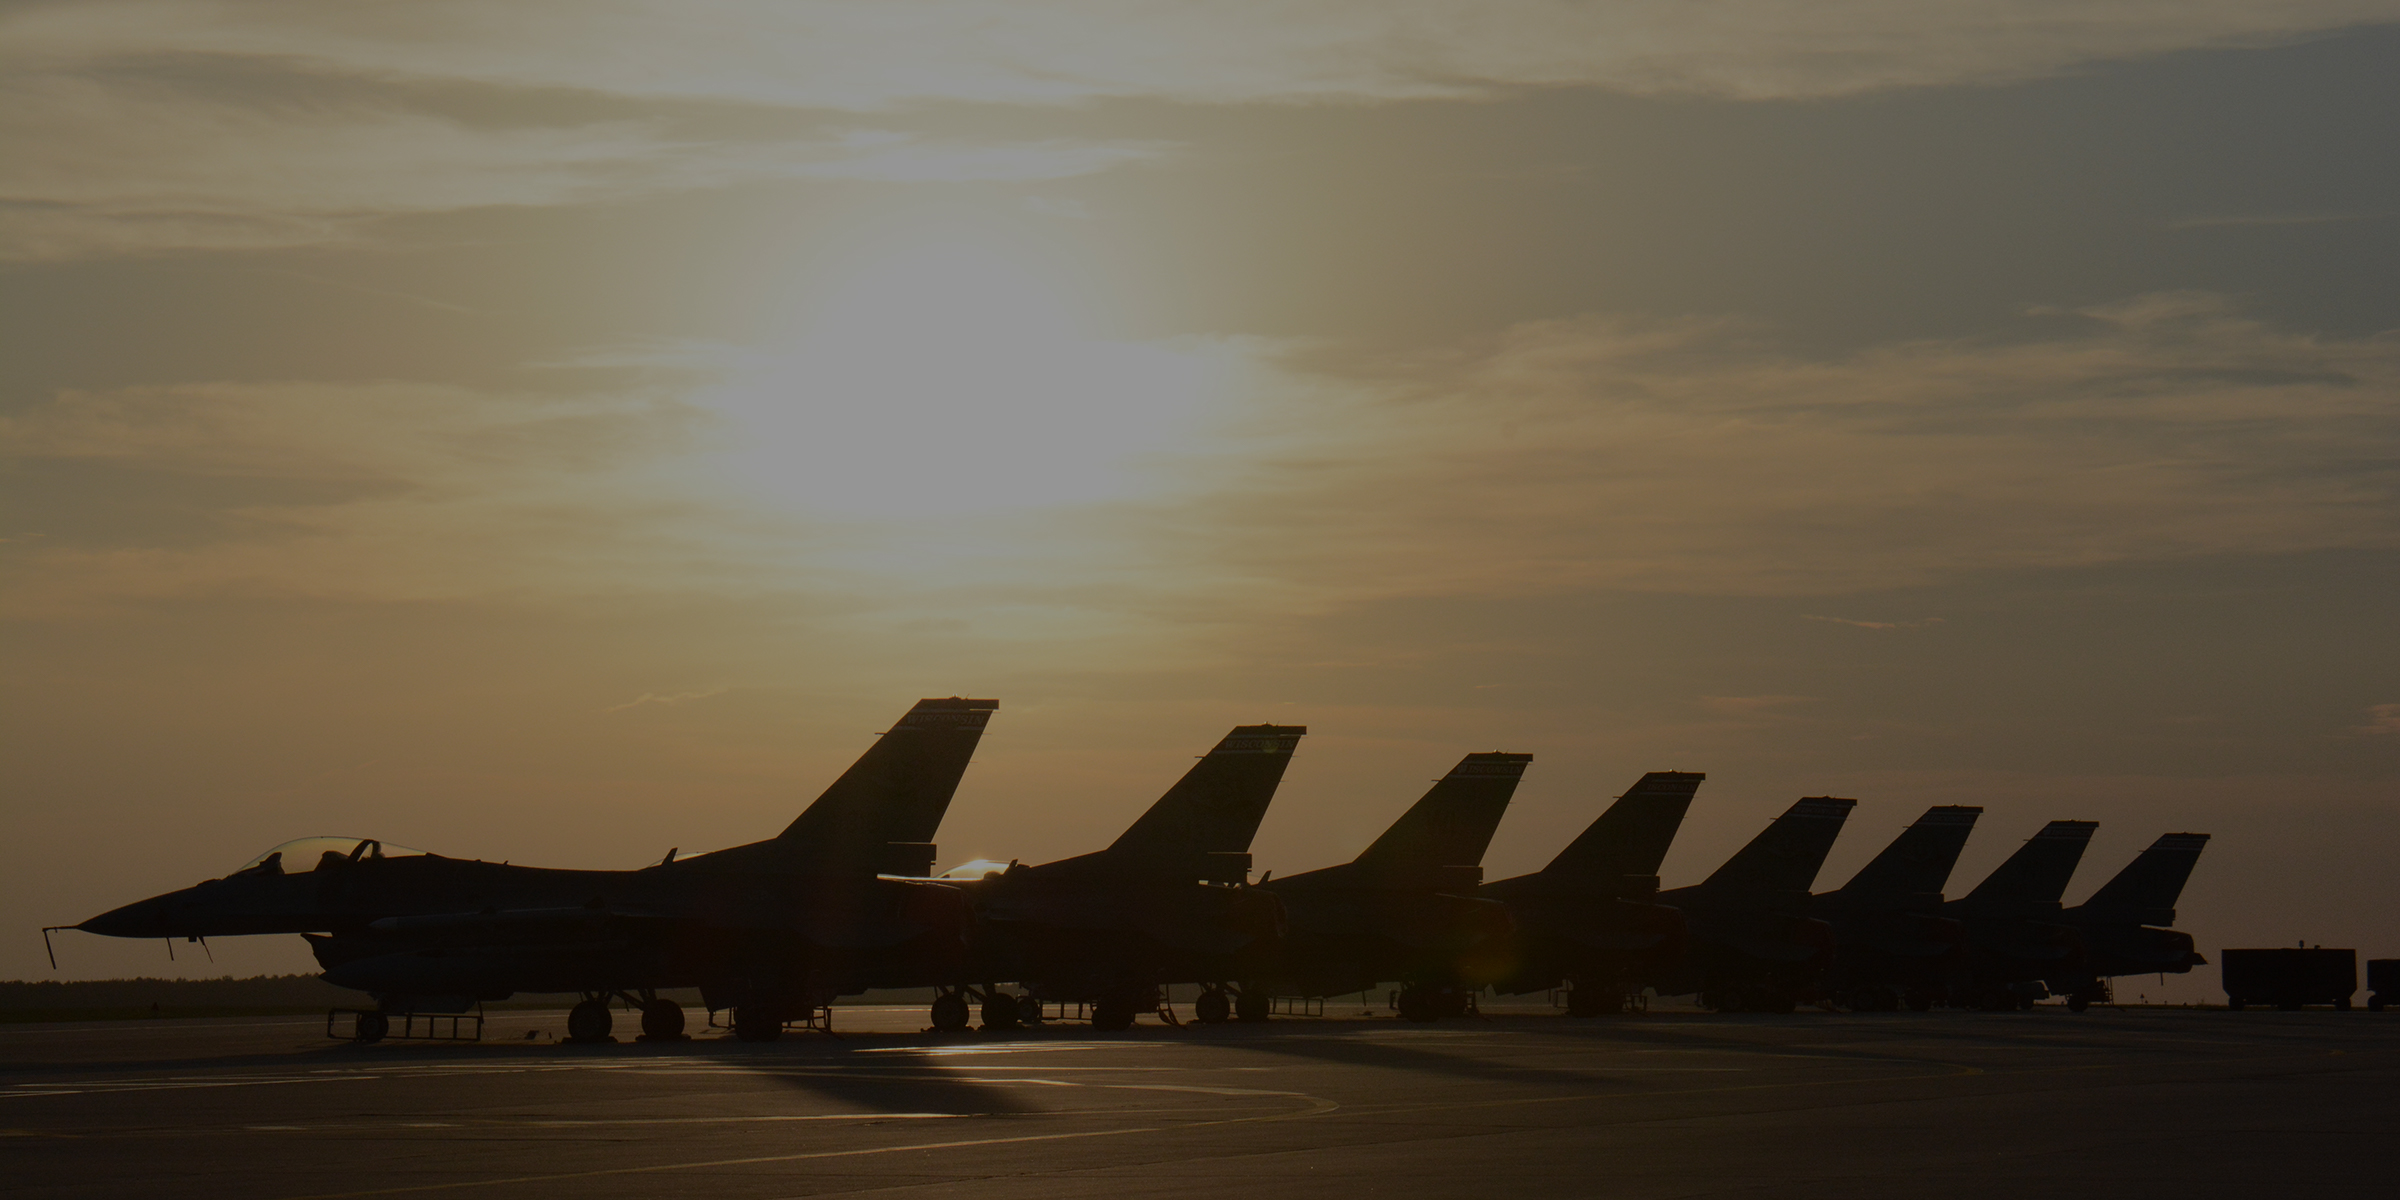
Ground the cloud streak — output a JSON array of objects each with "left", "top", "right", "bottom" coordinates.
[
  {"left": 6, "top": 2, "right": 2384, "bottom": 257},
  {"left": 0, "top": 70, "right": 1169, "bottom": 258},
  {"left": 10, "top": 1, "right": 2391, "bottom": 107},
  {"left": 6, "top": 294, "right": 2396, "bottom": 633},
  {"left": 1204, "top": 292, "right": 2400, "bottom": 600}
]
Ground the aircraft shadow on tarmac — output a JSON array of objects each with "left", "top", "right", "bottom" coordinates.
[{"left": 732, "top": 1054, "right": 1039, "bottom": 1115}]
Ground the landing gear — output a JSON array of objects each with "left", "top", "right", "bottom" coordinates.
[
  {"left": 733, "top": 1004, "right": 784, "bottom": 1042},
  {"left": 979, "top": 991, "right": 1021, "bottom": 1031},
  {"left": 1091, "top": 996, "right": 1137, "bottom": 1032},
  {"left": 1194, "top": 988, "right": 1233, "bottom": 1025},
  {"left": 639, "top": 998, "right": 686, "bottom": 1040},
  {"left": 1018, "top": 994, "right": 1047, "bottom": 1025},
  {"left": 1235, "top": 989, "right": 1270, "bottom": 1023},
  {"left": 930, "top": 991, "right": 972, "bottom": 1032},
  {"left": 2224, "top": 994, "right": 2248, "bottom": 1011},
  {"left": 1396, "top": 986, "right": 1440, "bottom": 1022},
  {"left": 352, "top": 1011, "right": 389, "bottom": 1043},
  {"left": 566, "top": 998, "right": 614, "bottom": 1042}
]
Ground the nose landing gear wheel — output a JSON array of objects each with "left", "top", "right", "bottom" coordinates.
[
  {"left": 1194, "top": 989, "right": 1232, "bottom": 1024},
  {"left": 1091, "top": 997, "right": 1136, "bottom": 1031},
  {"left": 352, "top": 1011, "right": 389, "bottom": 1043},
  {"left": 566, "top": 999, "right": 614, "bottom": 1042},
  {"left": 980, "top": 993, "right": 1021, "bottom": 1030},
  {"left": 930, "top": 992, "right": 972, "bottom": 1032},
  {"left": 640, "top": 999, "right": 686, "bottom": 1040},
  {"left": 1396, "top": 987, "right": 1439, "bottom": 1022}
]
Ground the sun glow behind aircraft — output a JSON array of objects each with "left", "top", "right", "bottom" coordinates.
[{"left": 697, "top": 229, "right": 1244, "bottom": 523}]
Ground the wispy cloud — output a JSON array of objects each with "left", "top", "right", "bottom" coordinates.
[
  {"left": 1199, "top": 291, "right": 2400, "bottom": 600},
  {"left": 1700, "top": 694, "right": 1818, "bottom": 716},
  {"left": 1803, "top": 615, "right": 1947, "bottom": 630},
  {"left": 2355, "top": 703, "right": 2400, "bottom": 736},
  {"left": 2168, "top": 212, "right": 2385, "bottom": 230},
  {"left": 605, "top": 687, "right": 730, "bottom": 713},
  {"left": 8, "top": 1, "right": 2386, "bottom": 108},
  {"left": 6, "top": 293, "right": 2397, "bottom": 631},
  {"left": 0, "top": 72, "right": 1170, "bottom": 259},
  {"left": 4, "top": 2, "right": 2381, "bottom": 257}
]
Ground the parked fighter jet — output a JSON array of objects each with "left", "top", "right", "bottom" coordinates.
[
  {"left": 1939, "top": 819, "right": 2097, "bottom": 1009},
  {"left": 1482, "top": 772, "right": 1702, "bottom": 1016},
  {"left": 1810, "top": 806, "right": 1980, "bottom": 1011},
  {"left": 1249, "top": 752, "right": 1531, "bottom": 1022},
  {"left": 1650, "top": 797, "right": 1857, "bottom": 1013},
  {"left": 938, "top": 724, "right": 1305, "bottom": 1032},
  {"left": 2045, "top": 832, "right": 2211, "bottom": 1010},
  {"left": 63, "top": 697, "right": 998, "bottom": 1043}
]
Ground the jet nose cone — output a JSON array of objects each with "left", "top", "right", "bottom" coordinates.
[{"left": 78, "top": 897, "right": 171, "bottom": 939}]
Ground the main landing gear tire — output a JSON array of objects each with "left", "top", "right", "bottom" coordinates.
[
  {"left": 566, "top": 999, "right": 614, "bottom": 1042},
  {"left": 980, "top": 993, "right": 1022, "bottom": 1030},
  {"left": 1018, "top": 994, "right": 1047, "bottom": 1025},
  {"left": 640, "top": 999, "right": 686, "bottom": 1040},
  {"left": 1194, "top": 989, "right": 1233, "bottom": 1025},
  {"left": 930, "top": 992, "right": 972, "bottom": 1032},
  {"left": 1091, "top": 997, "right": 1137, "bottom": 1032},
  {"left": 1235, "top": 991, "right": 1270, "bottom": 1023},
  {"left": 1396, "top": 987, "right": 1440, "bottom": 1022},
  {"left": 352, "top": 1011, "right": 389, "bottom": 1043},
  {"left": 733, "top": 1005, "right": 784, "bottom": 1042}
]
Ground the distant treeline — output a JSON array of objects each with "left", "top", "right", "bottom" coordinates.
[{"left": 0, "top": 973, "right": 369, "bottom": 1011}]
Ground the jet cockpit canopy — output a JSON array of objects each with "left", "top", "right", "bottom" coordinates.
[
  {"left": 938, "top": 858, "right": 1012, "bottom": 881},
  {"left": 234, "top": 837, "right": 432, "bottom": 877}
]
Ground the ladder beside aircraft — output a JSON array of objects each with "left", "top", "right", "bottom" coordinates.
[{"left": 328, "top": 1005, "right": 483, "bottom": 1042}]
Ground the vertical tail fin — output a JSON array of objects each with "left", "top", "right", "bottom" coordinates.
[
  {"left": 1351, "top": 752, "right": 1532, "bottom": 888},
  {"left": 777, "top": 697, "right": 998, "bottom": 874},
  {"left": 1834, "top": 805, "right": 1983, "bottom": 900},
  {"left": 2077, "top": 833, "right": 2210, "bottom": 925},
  {"left": 1959, "top": 819, "right": 2098, "bottom": 907},
  {"left": 1698, "top": 796, "right": 1857, "bottom": 897},
  {"left": 1539, "top": 771, "right": 1704, "bottom": 889},
  {"left": 1102, "top": 724, "right": 1306, "bottom": 879}
]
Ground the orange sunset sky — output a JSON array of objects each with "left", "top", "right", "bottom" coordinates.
[{"left": 4, "top": 3, "right": 2397, "bottom": 997}]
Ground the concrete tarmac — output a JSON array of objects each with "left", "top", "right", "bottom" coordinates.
[{"left": 3, "top": 1002, "right": 2389, "bottom": 1200}]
